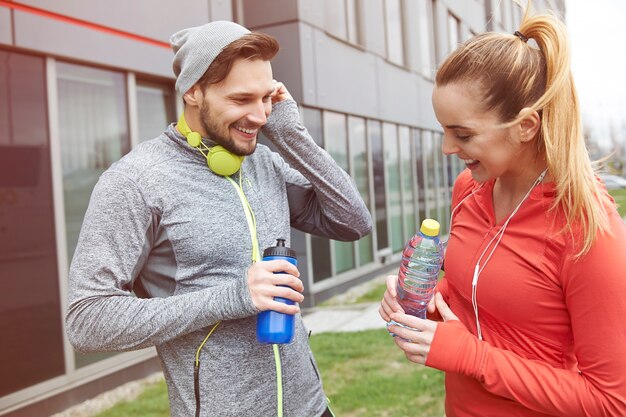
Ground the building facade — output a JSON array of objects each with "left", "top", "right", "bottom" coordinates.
[{"left": 0, "top": 0, "right": 564, "bottom": 415}]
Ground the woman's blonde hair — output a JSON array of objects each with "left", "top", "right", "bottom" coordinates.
[{"left": 436, "top": 2, "right": 612, "bottom": 256}]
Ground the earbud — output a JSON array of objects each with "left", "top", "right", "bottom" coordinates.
[{"left": 176, "top": 113, "right": 244, "bottom": 176}]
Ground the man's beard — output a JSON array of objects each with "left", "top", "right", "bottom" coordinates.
[{"left": 199, "top": 102, "right": 257, "bottom": 156}]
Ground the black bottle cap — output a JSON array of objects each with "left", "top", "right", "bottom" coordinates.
[{"left": 263, "top": 238, "right": 297, "bottom": 259}]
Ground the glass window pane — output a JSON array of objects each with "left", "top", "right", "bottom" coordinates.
[
  {"left": 323, "top": 111, "right": 354, "bottom": 274},
  {"left": 385, "top": 0, "right": 404, "bottom": 65},
  {"left": 302, "top": 108, "right": 331, "bottom": 282},
  {"left": 57, "top": 62, "right": 130, "bottom": 367},
  {"left": 311, "top": 235, "right": 332, "bottom": 282},
  {"left": 0, "top": 51, "right": 65, "bottom": 396},
  {"left": 413, "top": 129, "right": 426, "bottom": 224},
  {"left": 348, "top": 116, "right": 373, "bottom": 266},
  {"left": 325, "top": 0, "right": 348, "bottom": 40},
  {"left": 303, "top": 107, "right": 324, "bottom": 147},
  {"left": 369, "top": 120, "right": 388, "bottom": 251},
  {"left": 384, "top": 123, "right": 403, "bottom": 253},
  {"left": 448, "top": 12, "right": 461, "bottom": 54},
  {"left": 417, "top": 0, "right": 435, "bottom": 76},
  {"left": 422, "top": 131, "right": 436, "bottom": 220},
  {"left": 436, "top": 133, "right": 450, "bottom": 232},
  {"left": 399, "top": 126, "right": 416, "bottom": 237},
  {"left": 346, "top": 0, "right": 360, "bottom": 44},
  {"left": 137, "top": 80, "right": 176, "bottom": 142},
  {"left": 431, "top": 132, "right": 443, "bottom": 224}
]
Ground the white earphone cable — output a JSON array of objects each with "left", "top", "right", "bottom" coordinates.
[{"left": 449, "top": 169, "right": 547, "bottom": 340}]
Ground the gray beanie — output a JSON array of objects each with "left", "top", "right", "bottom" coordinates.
[{"left": 170, "top": 21, "right": 250, "bottom": 94}]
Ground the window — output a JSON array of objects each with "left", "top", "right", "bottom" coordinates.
[
  {"left": 136, "top": 79, "right": 176, "bottom": 142},
  {"left": 0, "top": 50, "right": 65, "bottom": 396},
  {"left": 385, "top": 0, "right": 405, "bottom": 65},
  {"left": 431, "top": 0, "right": 440, "bottom": 64},
  {"left": 345, "top": 0, "right": 360, "bottom": 44},
  {"left": 436, "top": 133, "right": 451, "bottom": 232},
  {"left": 348, "top": 116, "right": 374, "bottom": 266},
  {"left": 417, "top": 0, "right": 436, "bottom": 76},
  {"left": 383, "top": 123, "right": 403, "bottom": 253},
  {"left": 447, "top": 12, "right": 461, "bottom": 54},
  {"left": 421, "top": 130, "right": 437, "bottom": 220},
  {"left": 56, "top": 62, "right": 130, "bottom": 367},
  {"left": 324, "top": 0, "right": 361, "bottom": 45},
  {"left": 413, "top": 129, "right": 426, "bottom": 224},
  {"left": 369, "top": 120, "right": 388, "bottom": 253},
  {"left": 399, "top": 126, "right": 416, "bottom": 237},
  {"left": 430, "top": 132, "right": 444, "bottom": 226},
  {"left": 323, "top": 111, "right": 355, "bottom": 274},
  {"left": 325, "top": 0, "right": 348, "bottom": 40},
  {"left": 302, "top": 108, "right": 331, "bottom": 282}
]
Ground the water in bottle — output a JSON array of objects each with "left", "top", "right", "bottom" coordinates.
[
  {"left": 256, "top": 239, "right": 298, "bottom": 344},
  {"left": 396, "top": 219, "right": 444, "bottom": 319}
]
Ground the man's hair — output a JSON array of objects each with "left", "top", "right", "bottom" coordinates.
[{"left": 197, "top": 32, "right": 279, "bottom": 88}]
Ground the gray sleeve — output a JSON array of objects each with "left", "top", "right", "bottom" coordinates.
[
  {"left": 65, "top": 171, "right": 257, "bottom": 353},
  {"left": 261, "top": 99, "right": 372, "bottom": 241}
]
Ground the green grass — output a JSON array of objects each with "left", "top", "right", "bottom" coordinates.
[
  {"left": 353, "top": 281, "right": 389, "bottom": 304},
  {"left": 311, "top": 329, "right": 445, "bottom": 417},
  {"left": 93, "top": 330, "right": 445, "bottom": 417},
  {"left": 94, "top": 379, "right": 169, "bottom": 417},
  {"left": 609, "top": 188, "right": 626, "bottom": 217}
]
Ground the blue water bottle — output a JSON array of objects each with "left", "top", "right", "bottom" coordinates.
[{"left": 256, "top": 239, "right": 298, "bottom": 344}]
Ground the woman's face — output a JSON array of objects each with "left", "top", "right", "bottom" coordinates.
[{"left": 432, "top": 82, "right": 526, "bottom": 184}]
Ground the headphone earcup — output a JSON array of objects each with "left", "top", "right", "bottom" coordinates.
[
  {"left": 186, "top": 131, "right": 202, "bottom": 148},
  {"left": 207, "top": 145, "right": 243, "bottom": 176}
]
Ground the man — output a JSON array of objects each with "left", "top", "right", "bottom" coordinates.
[{"left": 65, "top": 21, "right": 371, "bottom": 417}]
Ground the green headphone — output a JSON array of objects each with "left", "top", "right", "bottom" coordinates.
[{"left": 176, "top": 113, "right": 244, "bottom": 176}]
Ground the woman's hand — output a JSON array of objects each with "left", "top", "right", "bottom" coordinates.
[
  {"left": 378, "top": 274, "right": 405, "bottom": 321},
  {"left": 387, "top": 292, "right": 460, "bottom": 365}
]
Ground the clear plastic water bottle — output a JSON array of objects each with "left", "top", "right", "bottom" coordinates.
[
  {"left": 396, "top": 219, "right": 444, "bottom": 319},
  {"left": 256, "top": 239, "right": 297, "bottom": 344}
]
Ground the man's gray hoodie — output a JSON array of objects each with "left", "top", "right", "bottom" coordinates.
[{"left": 66, "top": 100, "right": 372, "bottom": 417}]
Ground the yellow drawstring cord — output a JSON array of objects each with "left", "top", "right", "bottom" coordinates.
[{"left": 195, "top": 172, "right": 284, "bottom": 416}]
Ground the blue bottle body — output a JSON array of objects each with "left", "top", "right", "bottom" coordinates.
[{"left": 256, "top": 254, "right": 298, "bottom": 344}]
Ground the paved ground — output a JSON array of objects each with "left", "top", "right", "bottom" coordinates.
[
  {"left": 302, "top": 270, "right": 391, "bottom": 334},
  {"left": 302, "top": 301, "right": 387, "bottom": 334}
]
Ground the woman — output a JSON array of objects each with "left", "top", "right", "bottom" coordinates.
[{"left": 379, "top": 4, "right": 626, "bottom": 416}]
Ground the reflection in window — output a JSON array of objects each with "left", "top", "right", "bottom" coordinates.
[
  {"left": 430, "top": 132, "right": 443, "bottom": 226},
  {"left": 422, "top": 131, "right": 436, "bottom": 220},
  {"left": 57, "top": 62, "right": 130, "bottom": 367},
  {"left": 431, "top": 0, "right": 440, "bottom": 64},
  {"left": 417, "top": 0, "right": 436, "bottom": 76},
  {"left": 385, "top": 0, "right": 404, "bottom": 65},
  {"left": 399, "top": 126, "right": 416, "bottom": 237},
  {"left": 325, "top": 0, "right": 347, "bottom": 40},
  {"left": 346, "top": 0, "right": 360, "bottom": 44},
  {"left": 447, "top": 12, "right": 461, "bottom": 54},
  {"left": 348, "top": 116, "right": 373, "bottom": 266},
  {"left": 384, "top": 123, "right": 403, "bottom": 253},
  {"left": 137, "top": 80, "right": 176, "bottom": 142},
  {"left": 413, "top": 129, "right": 426, "bottom": 224},
  {"left": 302, "top": 108, "right": 331, "bottom": 282},
  {"left": 0, "top": 50, "right": 65, "bottom": 396},
  {"left": 369, "top": 120, "right": 388, "bottom": 252},
  {"left": 323, "top": 111, "right": 355, "bottom": 274},
  {"left": 324, "top": 0, "right": 361, "bottom": 45},
  {"left": 436, "top": 133, "right": 450, "bottom": 232}
]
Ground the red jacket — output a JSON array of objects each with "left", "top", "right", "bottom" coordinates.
[{"left": 427, "top": 169, "right": 626, "bottom": 416}]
